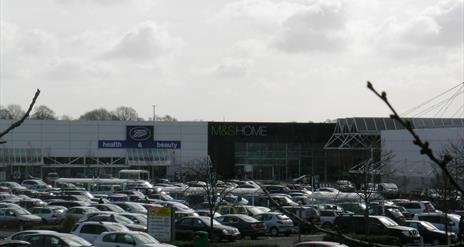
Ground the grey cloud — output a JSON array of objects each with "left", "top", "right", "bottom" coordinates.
[
  {"left": 101, "top": 21, "right": 184, "bottom": 61},
  {"left": 214, "top": 58, "right": 253, "bottom": 77},
  {"left": 271, "top": 1, "right": 348, "bottom": 53}
]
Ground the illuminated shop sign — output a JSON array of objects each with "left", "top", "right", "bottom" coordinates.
[
  {"left": 98, "top": 125, "right": 181, "bottom": 149},
  {"left": 210, "top": 125, "right": 268, "bottom": 137}
]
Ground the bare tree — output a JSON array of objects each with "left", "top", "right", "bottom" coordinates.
[
  {"left": 31, "top": 105, "right": 56, "bottom": 120},
  {"left": 7, "top": 104, "right": 26, "bottom": 120},
  {"left": 0, "top": 107, "right": 13, "bottom": 120},
  {"left": 79, "top": 108, "right": 116, "bottom": 121},
  {"left": 179, "top": 158, "right": 235, "bottom": 242},
  {"left": 367, "top": 81, "right": 464, "bottom": 195},
  {"left": 113, "top": 106, "right": 140, "bottom": 121},
  {"left": 157, "top": 115, "right": 177, "bottom": 122}
]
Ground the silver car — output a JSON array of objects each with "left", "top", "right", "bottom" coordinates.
[
  {"left": 254, "top": 212, "right": 294, "bottom": 236},
  {"left": 0, "top": 207, "right": 42, "bottom": 228}
]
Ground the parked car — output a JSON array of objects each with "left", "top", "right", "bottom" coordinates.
[
  {"left": 20, "top": 180, "right": 51, "bottom": 191},
  {"left": 92, "top": 231, "right": 176, "bottom": 247},
  {"left": 21, "top": 232, "right": 91, "bottom": 247},
  {"left": 70, "top": 221, "right": 129, "bottom": 243},
  {"left": 82, "top": 212, "right": 147, "bottom": 232},
  {"left": 335, "top": 180, "right": 355, "bottom": 192},
  {"left": 47, "top": 200, "right": 89, "bottom": 208},
  {"left": 118, "top": 213, "right": 147, "bottom": 226},
  {"left": 319, "top": 210, "right": 344, "bottom": 229},
  {"left": 0, "top": 239, "right": 31, "bottom": 247},
  {"left": 337, "top": 202, "right": 366, "bottom": 215},
  {"left": 15, "top": 199, "right": 47, "bottom": 210},
  {"left": 195, "top": 209, "right": 222, "bottom": 218},
  {"left": 65, "top": 206, "right": 100, "bottom": 221},
  {"left": 333, "top": 215, "right": 421, "bottom": 244},
  {"left": 282, "top": 206, "right": 320, "bottom": 234},
  {"left": 7, "top": 230, "right": 58, "bottom": 241},
  {"left": 90, "top": 203, "right": 125, "bottom": 213},
  {"left": 112, "top": 202, "right": 147, "bottom": 214},
  {"left": 216, "top": 214, "right": 266, "bottom": 239},
  {"left": 403, "top": 220, "right": 457, "bottom": 245},
  {"left": 0, "top": 208, "right": 42, "bottom": 228},
  {"left": 368, "top": 205, "right": 406, "bottom": 224},
  {"left": 29, "top": 206, "right": 67, "bottom": 224},
  {"left": 253, "top": 212, "right": 293, "bottom": 236},
  {"left": 291, "top": 241, "right": 349, "bottom": 247},
  {"left": 395, "top": 200, "right": 436, "bottom": 214},
  {"left": 175, "top": 216, "right": 240, "bottom": 242},
  {"left": 413, "top": 212, "right": 461, "bottom": 234}
]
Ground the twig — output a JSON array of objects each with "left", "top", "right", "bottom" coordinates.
[
  {"left": 0, "top": 89, "right": 41, "bottom": 143},
  {"left": 366, "top": 81, "right": 464, "bottom": 195}
]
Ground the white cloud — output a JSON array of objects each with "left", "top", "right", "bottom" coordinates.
[
  {"left": 271, "top": 0, "right": 348, "bottom": 53},
  {"left": 101, "top": 21, "right": 184, "bottom": 61},
  {"left": 213, "top": 57, "right": 253, "bottom": 77}
]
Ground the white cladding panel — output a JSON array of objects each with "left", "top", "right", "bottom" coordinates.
[
  {"left": 0, "top": 120, "right": 208, "bottom": 163},
  {"left": 381, "top": 127, "right": 464, "bottom": 191}
]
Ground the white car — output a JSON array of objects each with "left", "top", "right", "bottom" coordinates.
[
  {"left": 29, "top": 206, "right": 67, "bottom": 224},
  {"left": 93, "top": 231, "right": 177, "bottom": 247},
  {"left": 71, "top": 221, "right": 129, "bottom": 243}
]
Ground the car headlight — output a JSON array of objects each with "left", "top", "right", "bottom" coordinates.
[{"left": 222, "top": 229, "right": 228, "bottom": 234}]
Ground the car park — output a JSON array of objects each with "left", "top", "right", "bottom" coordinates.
[
  {"left": 92, "top": 231, "right": 176, "bottom": 247},
  {"left": 334, "top": 215, "right": 421, "bottom": 244},
  {"left": 71, "top": 221, "right": 129, "bottom": 243},
  {"left": 65, "top": 206, "right": 100, "bottom": 221},
  {"left": 254, "top": 212, "right": 294, "bottom": 236},
  {"left": 395, "top": 200, "right": 436, "bottom": 214},
  {"left": 0, "top": 207, "right": 42, "bottom": 228},
  {"left": 90, "top": 203, "right": 126, "bottom": 213},
  {"left": 216, "top": 214, "right": 266, "bottom": 239},
  {"left": 82, "top": 212, "right": 147, "bottom": 232},
  {"left": 29, "top": 206, "right": 67, "bottom": 224},
  {"left": 112, "top": 202, "right": 147, "bottom": 214},
  {"left": 118, "top": 213, "right": 147, "bottom": 226},
  {"left": 21, "top": 232, "right": 92, "bottom": 247},
  {"left": 7, "top": 230, "right": 58, "bottom": 241},
  {"left": 413, "top": 212, "right": 461, "bottom": 234},
  {"left": 175, "top": 216, "right": 240, "bottom": 241},
  {"left": 403, "top": 220, "right": 457, "bottom": 245},
  {"left": 291, "top": 241, "right": 349, "bottom": 247}
]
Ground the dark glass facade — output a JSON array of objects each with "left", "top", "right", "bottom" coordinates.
[{"left": 208, "top": 122, "right": 338, "bottom": 181}]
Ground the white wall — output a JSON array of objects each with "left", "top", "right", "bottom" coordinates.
[
  {"left": 381, "top": 127, "right": 464, "bottom": 191},
  {"left": 0, "top": 120, "right": 208, "bottom": 167}
]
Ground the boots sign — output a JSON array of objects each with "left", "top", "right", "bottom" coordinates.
[{"left": 98, "top": 125, "right": 181, "bottom": 149}]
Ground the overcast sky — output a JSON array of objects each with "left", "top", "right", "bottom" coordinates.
[{"left": 0, "top": 0, "right": 463, "bottom": 122}]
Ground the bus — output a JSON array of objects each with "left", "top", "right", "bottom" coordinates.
[{"left": 118, "top": 170, "right": 150, "bottom": 180}]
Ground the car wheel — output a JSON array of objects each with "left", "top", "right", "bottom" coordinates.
[
  {"left": 433, "top": 239, "right": 440, "bottom": 246},
  {"left": 42, "top": 218, "right": 48, "bottom": 224},
  {"left": 270, "top": 227, "right": 279, "bottom": 236}
]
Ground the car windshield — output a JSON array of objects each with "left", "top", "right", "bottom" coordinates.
[
  {"left": 378, "top": 217, "right": 398, "bottom": 227},
  {"left": 239, "top": 215, "right": 259, "bottom": 222},
  {"left": 65, "top": 235, "right": 92, "bottom": 247},
  {"left": 202, "top": 218, "right": 221, "bottom": 226},
  {"left": 133, "top": 233, "right": 159, "bottom": 244},
  {"left": 276, "top": 214, "right": 290, "bottom": 220},
  {"left": 15, "top": 208, "right": 30, "bottom": 215},
  {"left": 420, "top": 221, "right": 439, "bottom": 231},
  {"left": 424, "top": 202, "right": 435, "bottom": 211},
  {"left": 129, "top": 203, "right": 146, "bottom": 211},
  {"left": 107, "top": 224, "right": 128, "bottom": 231}
]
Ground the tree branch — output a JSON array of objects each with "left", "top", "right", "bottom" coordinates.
[
  {"left": 367, "top": 81, "right": 464, "bottom": 195},
  {"left": 0, "top": 89, "right": 41, "bottom": 144}
]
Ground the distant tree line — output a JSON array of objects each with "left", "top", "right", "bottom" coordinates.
[{"left": 0, "top": 104, "right": 177, "bottom": 121}]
